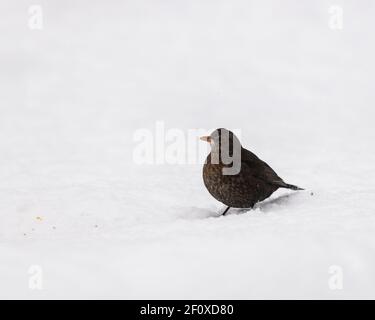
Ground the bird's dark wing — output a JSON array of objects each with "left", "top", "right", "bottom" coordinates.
[{"left": 241, "top": 148, "right": 286, "bottom": 187}]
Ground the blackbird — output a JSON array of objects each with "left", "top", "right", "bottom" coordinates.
[{"left": 201, "top": 128, "right": 303, "bottom": 215}]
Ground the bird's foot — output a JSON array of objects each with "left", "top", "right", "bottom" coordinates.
[{"left": 221, "top": 206, "right": 231, "bottom": 216}]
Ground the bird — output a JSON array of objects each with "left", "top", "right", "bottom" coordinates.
[{"left": 200, "top": 128, "right": 303, "bottom": 215}]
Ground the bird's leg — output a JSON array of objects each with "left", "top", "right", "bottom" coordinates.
[{"left": 222, "top": 206, "right": 231, "bottom": 216}]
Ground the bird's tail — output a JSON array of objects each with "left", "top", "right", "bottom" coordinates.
[{"left": 280, "top": 183, "right": 304, "bottom": 191}]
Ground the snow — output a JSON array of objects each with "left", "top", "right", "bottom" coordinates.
[{"left": 1, "top": 0, "right": 375, "bottom": 299}]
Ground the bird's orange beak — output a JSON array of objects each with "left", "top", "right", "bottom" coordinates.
[{"left": 200, "top": 136, "right": 212, "bottom": 143}]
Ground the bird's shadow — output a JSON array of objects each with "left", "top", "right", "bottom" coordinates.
[
  {"left": 181, "top": 192, "right": 301, "bottom": 220},
  {"left": 222, "top": 192, "right": 300, "bottom": 216},
  {"left": 255, "top": 192, "right": 298, "bottom": 212}
]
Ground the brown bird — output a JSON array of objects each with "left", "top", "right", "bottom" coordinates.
[{"left": 201, "top": 128, "right": 303, "bottom": 215}]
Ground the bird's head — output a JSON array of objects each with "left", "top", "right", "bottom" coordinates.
[{"left": 200, "top": 128, "right": 242, "bottom": 157}]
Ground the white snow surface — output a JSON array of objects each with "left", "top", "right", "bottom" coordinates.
[{"left": 1, "top": 0, "right": 375, "bottom": 299}]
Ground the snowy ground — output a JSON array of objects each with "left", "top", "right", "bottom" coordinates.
[{"left": 1, "top": 0, "right": 375, "bottom": 299}]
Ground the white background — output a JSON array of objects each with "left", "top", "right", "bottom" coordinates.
[{"left": 0, "top": 0, "right": 374, "bottom": 298}]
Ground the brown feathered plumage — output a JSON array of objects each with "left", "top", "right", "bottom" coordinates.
[{"left": 201, "top": 128, "right": 303, "bottom": 214}]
